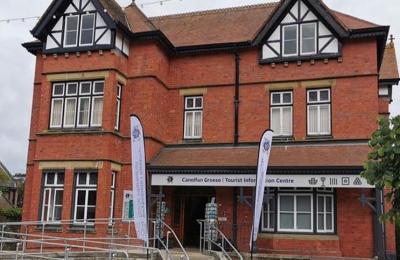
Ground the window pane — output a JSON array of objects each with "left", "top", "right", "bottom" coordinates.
[
  {"left": 302, "top": 24, "right": 316, "bottom": 54},
  {"left": 78, "top": 173, "right": 87, "bottom": 185},
  {"left": 271, "top": 108, "right": 281, "bottom": 134},
  {"left": 326, "top": 196, "right": 333, "bottom": 213},
  {"left": 185, "top": 112, "right": 193, "bottom": 137},
  {"left": 186, "top": 98, "right": 194, "bottom": 108},
  {"left": 195, "top": 97, "right": 202, "bottom": 108},
  {"left": 78, "top": 98, "right": 90, "bottom": 126},
  {"left": 81, "top": 15, "right": 94, "bottom": 30},
  {"left": 320, "top": 104, "right": 330, "bottom": 134},
  {"left": 91, "top": 97, "right": 103, "bottom": 126},
  {"left": 67, "top": 83, "right": 78, "bottom": 95},
  {"left": 54, "top": 206, "right": 62, "bottom": 221},
  {"left": 318, "top": 214, "right": 324, "bottom": 230},
  {"left": 55, "top": 190, "right": 63, "bottom": 205},
  {"left": 297, "top": 196, "right": 311, "bottom": 212},
  {"left": 51, "top": 99, "right": 63, "bottom": 127},
  {"left": 282, "top": 93, "right": 292, "bottom": 104},
  {"left": 284, "top": 26, "right": 297, "bottom": 55},
  {"left": 89, "top": 173, "right": 97, "bottom": 185},
  {"left": 66, "top": 31, "right": 77, "bottom": 46},
  {"left": 115, "top": 99, "right": 121, "bottom": 130},
  {"left": 297, "top": 213, "right": 312, "bottom": 230},
  {"left": 53, "top": 84, "right": 64, "bottom": 96},
  {"left": 326, "top": 213, "right": 333, "bottom": 230},
  {"left": 280, "top": 196, "right": 294, "bottom": 211},
  {"left": 57, "top": 173, "right": 64, "bottom": 185},
  {"left": 77, "top": 190, "right": 86, "bottom": 205},
  {"left": 87, "top": 207, "right": 96, "bottom": 221},
  {"left": 308, "top": 91, "right": 318, "bottom": 102},
  {"left": 88, "top": 191, "right": 97, "bottom": 206},
  {"left": 308, "top": 106, "right": 318, "bottom": 133},
  {"left": 194, "top": 111, "right": 202, "bottom": 137},
  {"left": 318, "top": 196, "right": 324, "bottom": 212},
  {"left": 64, "top": 98, "right": 77, "bottom": 126},
  {"left": 80, "top": 83, "right": 91, "bottom": 94},
  {"left": 42, "top": 206, "right": 48, "bottom": 221},
  {"left": 66, "top": 16, "right": 78, "bottom": 31},
  {"left": 76, "top": 207, "right": 85, "bottom": 220},
  {"left": 280, "top": 213, "right": 294, "bottom": 229},
  {"left": 320, "top": 90, "right": 330, "bottom": 101},
  {"left": 272, "top": 93, "right": 281, "bottom": 104},
  {"left": 282, "top": 107, "right": 292, "bottom": 135},
  {"left": 46, "top": 173, "right": 55, "bottom": 185},
  {"left": 94, "top": 82, "right": 104, "bottom": 94},
  {"left": 81, "top": 30, "right": 93, "bottom": 45}
]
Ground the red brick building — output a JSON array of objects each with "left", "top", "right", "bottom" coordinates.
[{"left": 22, "top": 0, "right": 399, "bottom": 258}]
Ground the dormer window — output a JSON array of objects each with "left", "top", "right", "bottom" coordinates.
[
  {"left": 65, "top": 15, "right": 79, "bottom": 47},
  {"left": 301, "top": 23, "right": 317, "bottom": 55},
  {"left": 80, "top": 14, "right": 95, "bottom": 46},
  {"left": 283, "top": 25, "right": 298, "bottom": 57}
]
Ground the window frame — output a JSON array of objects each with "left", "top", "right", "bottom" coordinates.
[
  {"left": 282, "top": 24, "right": 299, "bottom": 57},
  {"left": 109, "top": 172, "right": 116, "bottom": 225},
  {"left": 64, "top": 15, "right": 80, "bottom": 48},
  {"left": 115, "top": 84, "right": 122, "bottom": 131},
  {"left": 307, "top": 88, "right": 332, "bottom": 136},
  {"left": 183, "top": 96, "right": 203, "bottom": 140},
  {"left": 79, "top": 13, "right": 96, "bottom": 46},
  {"left": 49, "top": 80, "right": 104, "bottom": 130},
  {"left": 262, "top": 188, "right": 336, "bottom": 235},
  {"left": 40, "top": 171, "right": 64, "bottom": 224},
  {"left": 316, "top": 194, "right": 335, "bottom": 233},
  {"left": 300, "top": 22, "right": 317, "bottom": 56},
  {"left": 270, "top": 91, "right": 293, "bottom": 137},
  {"left": 73, "top": 171, "right": 98, "bottom": 225}
]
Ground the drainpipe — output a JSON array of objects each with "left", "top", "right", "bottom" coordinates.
[{"left": 234, "top": 52, "right": 241, "bottom": 145}]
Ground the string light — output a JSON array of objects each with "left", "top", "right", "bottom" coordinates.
[{"left": 0, "top": 16, "right": 40, "bottom": 23}]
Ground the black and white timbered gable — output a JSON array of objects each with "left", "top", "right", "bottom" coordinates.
[
  {"left": 31, "top": 0, "right": 129, "bottom": 55},
  {"left": 256, "top": 0, "right": 348, "bottom": 63}
]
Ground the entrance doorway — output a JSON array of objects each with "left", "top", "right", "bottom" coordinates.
[
  {"left": 183, "top": 196, "right": 208, "bottom": 247},
  {"left": 172, "top": 187, "right": 215, "bottom": 248}
]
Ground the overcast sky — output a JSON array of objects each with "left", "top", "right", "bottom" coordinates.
[{"left": 0, "top": 0, "right": 399, "bottom": 174}]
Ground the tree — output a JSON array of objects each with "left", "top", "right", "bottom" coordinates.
[{"left": 361, "top": 116, "right": 400, "bottom": 222}]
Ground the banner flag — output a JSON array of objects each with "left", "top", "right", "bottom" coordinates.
[
  {"left": 130, "top": 115, "right": 149, "bottom": 244},
  {"left": 251, "top": 130, "right": 273, "bottom": 248}
]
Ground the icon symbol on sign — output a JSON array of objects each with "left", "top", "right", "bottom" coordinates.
[
  {"left": 353, "top": 177, "right": 362, "bottom": 186},
  {"left": 342, "top": 177, "right": 350, "bottom": 186},
  {"left": 329, "top": 178, "right": 338, "bottom": 185},
  {"left": 167, "top": 176, "right": 174, "bottom": 183},
  {"left": 308, "top": 178, "right": 318, "bottom": 185},
  {"left": 321, "top": 177, "right": 326, "bottom": 188}
]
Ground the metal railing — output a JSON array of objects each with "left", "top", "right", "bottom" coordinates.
[
  {"left": 197, "top": 219, "right": 243, "bottom": 260},
  {"left": 152, "top": 219, "right": 189, "bottom": 260},
  {"left": 0, "top": 217, "right": 171, "bottom": 259}
]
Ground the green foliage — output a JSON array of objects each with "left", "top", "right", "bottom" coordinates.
[
  {"left": 361, "top": 116, "right": 400, "bottom": 222},
  {"left": 0, "top": 207, "right": 22, "bottom": 222}
]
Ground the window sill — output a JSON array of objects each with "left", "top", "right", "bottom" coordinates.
[
  {"left": 182, "top": 138, "right": 203, "bottom": 144},
  {"left": 68, "top": 226, "right": 96, "bottom": 233},
  {"left": 259, "top": 233, "right": 338, "bottom": 240},
  {"left": 35, "top": 225, "right": 63, "bottom": 232},
  {"left": 306, "top": 135, "right": 333, "bottom": 141},
  {"left": 272, "top": 136, "right": 295, "bottom": 142}
]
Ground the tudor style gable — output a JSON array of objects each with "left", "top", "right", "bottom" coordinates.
[
  {"left": 259, "top": 0, "right": 345, "bottom": 63},
  {"left": 32, "top": 0, "right": 130, "bottom": 55}
]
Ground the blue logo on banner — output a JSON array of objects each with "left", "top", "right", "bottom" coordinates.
[
  {"left": 262, "top": 139, "right": 271, "bottom": 152},
  {"left": 132, "top": 126, "right": 141, "bottom": 140}
]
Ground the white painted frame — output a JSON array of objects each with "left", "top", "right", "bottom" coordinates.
[
  {"left": 261, "top": 195, "right": 275, "bottom": 232},
  {"left": 282, "top": 24, "right": 298, "bottom": 57},
  {"left": 277, "top": 193, "right": 313, "bottom": 233},
  {"left": 79, "top": 13, "right": 96, "bottom": 46},
  {"left": 307, "top": 89, "right": 331, "bottom": 135},
  {"left": 64, "top": 15, "right": 80, "bottom": 47},
  {"left": 270, "top": 91, "right": 293, "bottom": 136},
  {"left": 300, "top": 23, "right": 317, "bottom": 56},
  {"left": 184, "top": 96, "right": 203, "bottom": 139},
  {"left": 316, "top": 194, "right": 335, "bottom": 233},
  {"left": 90, "top": 96, "right": 103, "bottom": 127},
  {"left": 77, "top": 97, "right": 91, "bottom": 128},
  {"left": 63, "top": 97, "right": 77, "bottom": 128},
  {"left": 50, "top": 98, "right": 64, "bottom": 128}
]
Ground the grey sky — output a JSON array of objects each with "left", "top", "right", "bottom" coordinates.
[{"left": 0, "top": 0, "right": 399, "bottom": 174}]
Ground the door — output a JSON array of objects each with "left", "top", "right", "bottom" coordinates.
[{"left": 183, "top": 196, "right": 208, "bottom": 247}]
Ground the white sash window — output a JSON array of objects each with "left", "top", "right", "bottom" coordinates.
[
  {"left": 41, "top": 172, "right": 64, "bottom": 223},
  {"left": 307, "top": 89, "right": 331, "bottom": 136},
  {"left": 270, "top": 91, "right": 293, "bottom": 136},
  {"left": 184, "top": 96, "right": 203, "bottom": 139},
  {"left": 73, "top": 171, "right": 98, "bottom": 225},
  {"left": 64, "top": 15, "right": 79, "bottom": 47}
]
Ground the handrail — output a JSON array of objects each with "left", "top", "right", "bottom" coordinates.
[
  {"left": 212, "top": 226, "right": 243, "bottom": 260},
  {"left": 152, "top": 219, "right": 189, "bottom": 260}
]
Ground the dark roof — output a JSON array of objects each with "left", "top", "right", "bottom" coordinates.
[
  {"left": 380, "top": 42, "right": 400, "bottom": 81},
  {"left": 99, "top": 0, "right": 130, "bottom": 28},
  {"left": 149, "top": 143, "right": 371, "bottom": 168}
]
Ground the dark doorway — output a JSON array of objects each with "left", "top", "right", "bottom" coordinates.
[{"left": 183, "top": 196, "right": 208, "bottom": 247}]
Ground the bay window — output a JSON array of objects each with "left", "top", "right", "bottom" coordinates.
[
  {"left": 184, "top": 96, "right": 203, "bottom": 139},
  {"left": 41, "top": 171, "right": 64, "bottom": 223},
  {"left": 270, "top": 91, "right": 293, "bottom": 136},
  {"left": 262, "top": 188, "right": 335, "bottom": 234},
  {"left": 49, "top": 80, "right": 104, "bottom": 129},
  {"left": 307, "top": 88, "right": 331, "bottom": 136},
  {"left": 73, "top": 171, "right": 98, "bottom": 225}
]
